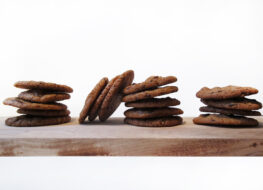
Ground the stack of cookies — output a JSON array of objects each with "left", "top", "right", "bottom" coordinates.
[
  {"left": 79, "top": 70, "right": 134, "bottom": 123},
  {"left": 122, "top": 76, "right": 183, "bottom": 127},
  {"left": 194, "top": 86, "right": 262, "bottom": 127},
  {"left": 3, "top": 81, "right": 73, "bottom": 127}
]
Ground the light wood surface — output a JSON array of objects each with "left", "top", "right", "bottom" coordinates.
[{"left": 0, "top": 117, "right": 263, "bottom": 156}]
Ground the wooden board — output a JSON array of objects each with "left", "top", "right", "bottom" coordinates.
[{"left": 0, "top": 117, "right": 263, "bottom": 156}]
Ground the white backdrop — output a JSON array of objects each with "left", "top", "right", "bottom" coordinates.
[
  {"left": 1, "top": 0, "right": 263, "bottom": 117},
  {"left": 1, "top": 0, "right": 263, "bottom": 189}
]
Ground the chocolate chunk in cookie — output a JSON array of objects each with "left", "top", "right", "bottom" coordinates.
[
  {"left": 79, "top": 77, "right": 108, "bottom": 123},
  {"left": 193, "top": 114, "right": 258, "bottom": 126},
  {"left": 199, "top": 106, "right": 261, "bottom": 116},
  {"left": 124, "top": 108, "right": 183, "bottom": 119},
  {"left": 124, "top": 116, "right": 183, "bottom": 127},
  {"left": 125, "top": 97, "right": 180, "bottom": 108},
  {"left": 15, "top": 81, "right": 73, "bottom": 93},
  {"left": 123, "top": 76, "right": 177, "bottom": 95},
  {"left": 201, "top": 98, "right": 262, "bottom": 111},
  {"left": 5, "top": 115, "right": 71, "bottom": 127},
  {"left": 196, "top": 86, "right": 258, "bottom": 100},
  {"left": 3, "top": 97, "right": 67, "bottom": 110},
  {"left": 99, "top": 70, "right": 134, "bottom": 121},
  {"left": 17, "top": 109, "right": 70, "bottom": 117},
  {"left": 18, "top": 90, "right": 70, "bottom": 103}
]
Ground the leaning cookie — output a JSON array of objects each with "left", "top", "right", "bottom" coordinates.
[
  {"left": 79, "top": 77, "right": 108, "bottom": 123},
  {"left": 15, "top": 81, "right": 73, "bottom": 93},
  {"left": 123, "top": 76, "right": 177, "bottom": 95},
  {"left": 196, "top": 86, "right": 258, "bottom": 100},
  {"left": 124, "top": 116, "right": 183, "bottom": 127},
  {"left": 88, "top": 76, "right": 119, "bottom": 121},
  {"left": 5, "top": 115, "right": 71, "bottom": 127},
  {"left": 124, "top": 108, "right": 183, "bottom": 119},
  {"left": 122, "top": 86, "right": 178, "bottom": 103},
  {"left": 199, "top": 106, "right": 261, "bottom": 116},
  {"left": 18, "top": 90, "right": 70, "bottom": 103},
  {"left": 99, "top": 70, "right": 134, "bottom": 121},
  {"left": 193, "top": 114, "right": 258, "bottom": 127}
]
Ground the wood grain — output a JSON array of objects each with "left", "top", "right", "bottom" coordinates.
[{"left": 0, "top": 117, "right": 263, "bottom": 156}]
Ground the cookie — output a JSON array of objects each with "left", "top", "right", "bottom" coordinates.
[
  {"left": 17, "top": 109, "right": 70, "bottom": 117},
  {"left": 193, "top": 114, "right": 258, "bottom": 126},
  {"left": 125, "top": 97, "right": 180, "bottom": 108},
  {"left": 124, "top": 116, "right": 183, "bottom": 127},
  {"left": 196, "top": 86, "right": 258, "bottom": 100},
  {"left": 124, "top": 108, "right": 183, "bottom": 119},
  {"left": 79, "top": 77, "right": 108, "bottom": 123},
  {"left": 14, "top": 81, "right": 73, "bottom": 93},
  {"left": 3, "top": 97, "right": 67, "bottom": 110},
  {"left": 88, "top": 76, "right": 119, "bottom": 121},
  {"left": 5, "top": 115, "right": 71, "bottom": 127},
  {"left": 199, "top": 106, "right": 261, "bottom": 116},
  {"left": 122, "top": 86, "right": 178, "bottom": 103},
  {"left": 123, "top": 76, "right": 177, "bottom": 94},
  {"left": 99, "top": 70, "right": 134, "bottom": 121},
  {"left": 18, "top": 90, "right": 70, "bottom": 103},
  {"left": 201, "top": 98, "right": 262, "bottom": 111}
]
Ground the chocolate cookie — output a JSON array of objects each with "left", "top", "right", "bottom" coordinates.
[
  {"left": 3, "top": 97, "right": 67, "bottom": 110},
  {"left": 5, "top": 115, "right": 71, "bottom": 127},
  {"left": 17, "top": 109, "right": 70, "bottom": 117},
  {"left": 18, "top": 90, "right": 70, "bottom": 103},
  {"left": 122, "top": 86, "right": 178, "bottom": 103},
  {"left": 14, "top": 81, "right": 73, "bottom": 93},
  {"left": 125, "top": 97, "right": 180, "bottom": 108},
  {"left": 200, "top": 106, "right": 261, "bottom": 116},
  {"left": 193, "top": 114, "right": 258, "bottom": 126},
  {"left": 196, "top": 86, "right": 258, "bottom": 100},
  {"left": 99, "top": 70, "right": 134, "bottom": 121},
  {"left": 124, "top": 116, "right": 183, "bottom": 127},
  {"left": 88, "top": 76, "right": 119, "bottom": 121},
  {"left": 123, "top": 76, "right": 177, "bottom": 94},
  {"left": 79, "top": 77, "right": 108, "bottom": 123},
  {"left": 201, "top": 98, "right": 262, "bottom": 111},
  {"left": 124, "top": 108, "right": 183, "bottom": 119}
]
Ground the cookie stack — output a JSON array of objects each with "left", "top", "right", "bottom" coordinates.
[
  {"left": 122, "top": 76, "right": 183, "bottom": 127},
  {"left": 3, "top": 81, "right": 73, "bottom": 127},
  {"left": 79, "top": 70, "right": 134, "bottom": 123},
  {"left": 194, "top": 86, "right": 262, "bottom": 127}
]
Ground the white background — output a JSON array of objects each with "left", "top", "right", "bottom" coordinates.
[
  {"left": 1, "top": 0, "right": 263, "bottom": 117},
  {"left": 1, "top": 0, "right": 263, "bottom": 189}
]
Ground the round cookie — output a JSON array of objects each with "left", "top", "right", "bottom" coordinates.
[
  {"left": 125, "top": 97, "right": 180, "bottom": 108},
  {"left": 193, "top": 114, "right": 258, "bottom": 126},
  {"left": 5, "top": 115, "right": 71, "bottom": 127},
  {"left": 196, "top": 86, "right": 258, "bottom": 100},
  {"left": 199, "top": 106, "right": 261, "bottom": 116},
  {"left": 122, "top": 86, "right": 178, "bottom": 103},
  {"left": 18, "top": 90, "right": 70, "bottom": 103},
  {"left": 17, "top": 109, "right": 70, "bottom": 117},
  {"left": 15, "top": 81, "right": 73, "bottom": 93},
  {"left": 123, "top": 76, "right": 177, "bottom": 95},
  {"left": 124, "top": 108, "right": 183, "bottom": 119},
  {"left": 99, "top": 70, "right": 134, "bottom": 121},
  {"left": 88, "top": 76, "right": 119, "bottom": 121},
  {"left": 3, "top": 97, "right": 67, "bottom": 110},
  {"left": 201, "top": 98, "right": 262, "bottom": 111},
  {"left": 124, "top": 116, "right": 183, "bottom": 127},
  {"left": 79, "top": 77, "right": 108, "bottom": 123}
]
